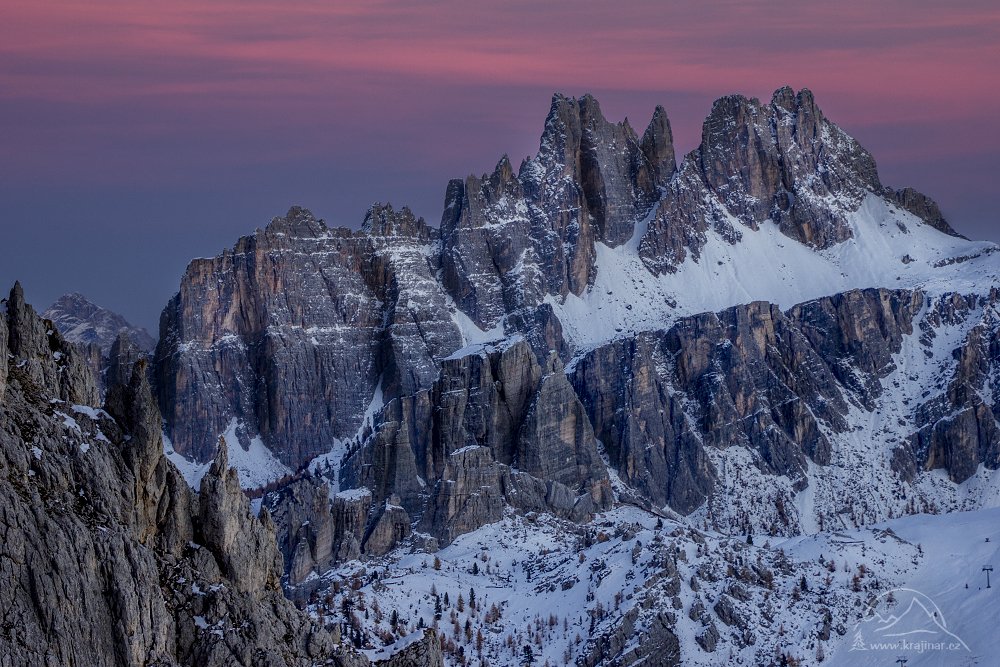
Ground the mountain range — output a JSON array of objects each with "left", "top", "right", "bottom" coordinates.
[{"left": 5, "top": 86, "right": 1000, "bottom": 666}]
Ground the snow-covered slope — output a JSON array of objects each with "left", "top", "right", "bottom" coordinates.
[
  {"left": 164, "top": 419, "right": 292, "bottom": 490},
  {"left": 683, "top": 288, "right": 1000, "bottom": 540},
  {"left": 552, "top": 194, "right": 998, "bottom": 354},
  {"left": 799, "top": 508, "right": 1000, "bottom": 667},
  {"left": 308, "top": 504, "right": 999, "bottom": 666}
]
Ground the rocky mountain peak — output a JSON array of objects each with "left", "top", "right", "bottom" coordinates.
[
  {"left": 265, "top": 205, "right": 328, "bottom": 237},
  {"left": 8, "top": 280, "right": 42, "bottom": 356},
  {"left": 156, "top": 88, "right": 992, "bottom": 558},
  {"left": 43, "top": 290, "right": 156, "bottom": 354},
  {"left": 48, "top": 291, "right": 98, "bottom": 315},
  {"left": 578, "top": 93, "right": 622, "bottom": 140},
  {"left": 6, "top": 282, "right": 100, "bottom": 405},
  {"left": 769, "top": 84, "right": 797, "bottom": 111},
  {"left": 769, "top": 85, "right": 819, "bottom": 116},
  {"left": 637, "top": 85, "right": 903, "bottom": 275},
  {"left": 20, "top": 83, "right": 998, "bottom": 665},
  {"left": 361, "top": 202, "right": 434, "bottom": 242},
  {"left": 491, "top": 153, "right": 516, "bottom": 184},
  {"left": 537, "top": 93, "right": 585, "bottom": 169},
  {"left": 640, "top": 104, "right": 677, "bottom": 187}
]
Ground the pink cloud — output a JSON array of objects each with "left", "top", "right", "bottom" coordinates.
[
  {"left": 4, "top": 1, "right": 997, "bottom": 111},
  {"left": 1, "top": 0, "right": 997, "bottom": 202}
]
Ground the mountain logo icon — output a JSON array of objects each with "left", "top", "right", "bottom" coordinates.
[{"left": 851, "top": 587, "right": 970, "bottom": 654}]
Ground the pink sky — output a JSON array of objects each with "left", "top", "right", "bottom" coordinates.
[{"left": 1, "top": 0, "right": 998, "bottom": 328}]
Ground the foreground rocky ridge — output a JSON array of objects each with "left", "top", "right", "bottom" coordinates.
[{"left": 0, "top": 284, "right": 442, "bottom": 666}]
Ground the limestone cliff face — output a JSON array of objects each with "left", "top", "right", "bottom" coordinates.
[
  {"left": 906, "top": 289, "right": 1000, "bottom": 483},
  {"left": 155, "top": 205, "right": 462, "bottom": 467},
  {"left": 156, "top": 87, "right": 954, "bottom": 482},
  {"left": 571, "top": 289, "right": 923, "bottom": 515},
  {"left": 0, "top": 284, "right": 441, "bottom": 667},
  {"left": 439, "top": 94, "right": 675, "bottom": 332},
  {"left": 264, "top": 343, "right": 615, "bottom": 587},
  {"left": 336, "top": 339, "right": 612, "bottom": 555},
  {"left": 155, "top": 93, "right": 680, "bottom": 473},
  {"left": 637, "top": 87, "right": 950, "bottom": 274}
]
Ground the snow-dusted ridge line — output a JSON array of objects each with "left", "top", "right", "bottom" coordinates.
[{"left": 550, "top": 193, "right": 1000, "bottom": 355}]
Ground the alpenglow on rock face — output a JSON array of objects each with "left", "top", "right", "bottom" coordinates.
[{"left": 155, "top": 86, "right": 1000, "bottom": 568}]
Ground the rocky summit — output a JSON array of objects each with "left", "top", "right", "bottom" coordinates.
[{"left": 6, "top": 86, "right": 1000, "bottom": 666}]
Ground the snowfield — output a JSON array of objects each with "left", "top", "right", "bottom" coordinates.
[
  {"left": 551, "top": 194, "right": 999, "bottom": 355},
  {"left": 305, "top": 505, "right": 999, "bottom": 666}
]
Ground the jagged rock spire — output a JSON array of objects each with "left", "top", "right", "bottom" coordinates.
[{"left": 199, "top": 434, "right": 283, "bottom": 595}]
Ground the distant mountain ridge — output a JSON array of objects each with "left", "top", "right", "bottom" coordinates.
[{"left": 44, "top": 292, "right": 156, "bottom": 353}]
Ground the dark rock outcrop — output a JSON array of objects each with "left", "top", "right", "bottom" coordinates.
[
  {"left": 199, "top": 438, "right": 284, "bottom": 595},
  {"left": 266, "top": 476, "right": 337, "bottom": 586},
  {"left": 362, "top": 498, "right": 412, "bottom": 557},
  {"left": 6, "top": 281, "right": 99, "bottom": 406},
  {"left": 885, "top": 186, "right": 964, "bottom": 238}
]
